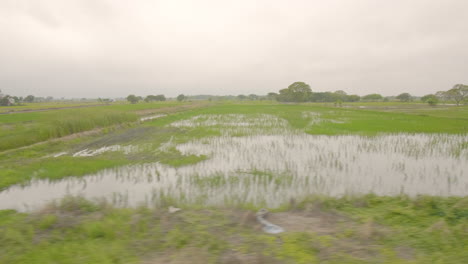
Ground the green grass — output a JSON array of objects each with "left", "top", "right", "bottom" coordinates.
[
  {"left": 147, "top": 102, "right": 468, "bottom": 135},
  {"left": 0, "top": 195, "right": 466, "bottom": 263},
  {"left": 0, "top": 101, "right": 211, "bottom": 152},
  {"left": 0, "top": 109, "right": 137, "bottom": 151},
  {"left": 0, "top": 156, "right": 131, "bottom": 191},
  {"left": 1, "top": 101, "right": 467, "bottom": 190},
  {"left": 0, "top": 101, "right": 183, "bottom": 113},
  {"left": 0, "top": 101, "right": 467, "bottom": 263},
  {"left": 0, "top": 102, "right": 107, "bottom": 113}
]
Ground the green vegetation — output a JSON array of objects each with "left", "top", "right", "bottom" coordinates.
[
  {"left": 396, "top": 93, "right": 412, "bottom": 102},
  {"left": 0, "top": 108, "right": 137, "bottom": 151},
  {"left": 0, "top": 101, "right": 203, "bottom": 152},
  {"left": 126, "top": 94, "right": 140, "bottom": 104},
  {"left": 1, "top": 102, "right": 467, "bottom": 190},
  {"left": 0, "top": 101, "right": 467, "bottom": 263},
  {"left": 277, "top": 82, "right": 313, "bottom": 102},
  {"left": 0, "top": 195, "right": 467, "bottom": 263},
  {"left": 177, "top": 94, "right": 186, "bottom": 102}
]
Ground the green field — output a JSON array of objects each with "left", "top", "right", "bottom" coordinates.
[{"left": 0, "top": 101, "right": 467, "bottom": 263}]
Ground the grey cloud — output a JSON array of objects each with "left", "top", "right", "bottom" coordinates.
[{"left": 1, "top": 0, "right": 467, "bottom": 98}]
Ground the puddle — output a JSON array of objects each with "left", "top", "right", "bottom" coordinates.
[
  {"left": 170, "top": 114, "right": 286, "bottom": 127},
  {"left": 72, "top": 145, "right": 139, "bottom": 157},
  {"left": 140, "top": 114, "right": 166, "bottom": 122},
  {"left": 169, "top": 114, "right": 296, "bottom": 136},
  {"left": 301, "top": 111, "right": 346, "bottom": 125},
  {"left": 1, "top": 133, "right": 467, "bottom": 212}
]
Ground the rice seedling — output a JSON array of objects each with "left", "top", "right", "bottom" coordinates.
[{"left": 1, "top": 114, "right": 466, "bottom": 211}]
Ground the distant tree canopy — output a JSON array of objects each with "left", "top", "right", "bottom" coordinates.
[
  {"left": 277, "top": 82, "right": 312, "bottom": 102},
  {"left": 309, "top": 91, "right": 359, "bottom": 103},
  {"left": 0, "top": 95, "right": 13, "bottom": 106},
  {"left": 347, "top": 95, "right": 361, "bottom": 102},
  {"left": 126, "top": 94, "right": 140, "bottom": 104},
  {"left": 445, "top": 84, "right": 468, "bottom": 105},
  {"left": 396, "top": 93, "right": 412, "bottom": 102},
  {"left": 267, "top": 92, "right": 278, "bottom": 100},
  {"left": 421, "top": 94, "right": 438, "bottom": 106},
  {"left": 144, "top": 94, "right": 166, "bottom": 102},
  {"left": 269, "top": 82, "right": 467, "bottom": 105},
  {"left": 237, "top": 94, "right": 247, "bottom": 100},
  {"left": 24, "top": 95, "right": 35, "bottom": 103},
  {"left": 432, "top": 84, "right": 468, "bottom": 105},
  {"left": 421, "top": 94, "right": 435, "bottom": 102},
  {"left": 248, "top": 94, "right": 258, "bottom": 100},
  {"left": 362, "top": 93, "right": 384, "bottom": 101},
  {"left": 176, "top": 94, "right": 186, "bottom": 102},
  {"left": 272, "top": 82, "right": 362, "bottom": 103}
]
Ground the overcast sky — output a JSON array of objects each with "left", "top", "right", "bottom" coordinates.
[{"left": 1, "top": 0, "right": 467, "bottom": 98}]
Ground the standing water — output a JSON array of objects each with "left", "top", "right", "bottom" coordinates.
[{"left": 1, "top": 133, "right": 467, "bottom": 211}]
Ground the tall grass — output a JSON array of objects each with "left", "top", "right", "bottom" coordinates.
[
  {"left": 0, "top": 109, "right": 137, "bottom": 151},
  {"left": 42, "top": 109, "right": 137, "bottom": 138}
]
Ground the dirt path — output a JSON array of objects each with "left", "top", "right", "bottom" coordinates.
[
  {"left": 0, "top": 128, "right": 104, "bottom": 156},
  {"left": 0, "top": 102, "right": 212, "bottom": 155}
]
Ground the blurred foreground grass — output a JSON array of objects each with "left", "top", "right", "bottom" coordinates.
[{"left": 1, "top": 195, "right": 467, "bottom": 264}]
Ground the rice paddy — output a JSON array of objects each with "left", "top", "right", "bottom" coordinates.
[
  {"left": 1, "top": 113, "right": 467, "bottom": 211},
  {"left": 1, "top": 102, "right": 467, "bottom": 263}
]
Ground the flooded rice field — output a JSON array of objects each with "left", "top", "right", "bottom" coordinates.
[{"left": 1, "top": 114, "right": 467, "bottom": 211}]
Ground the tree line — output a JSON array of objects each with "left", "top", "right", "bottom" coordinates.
[
  {"left": 2, "top": 83, "right": 467, "bottom": 106},
  {"left": 0, "top": 90, "right": 47, "bottom": 106},
  {"left": 125, "top": 94, "right": 188, "bottom": 104},
  {"left": 268, "top": 82, "right": 468, "bottom": 106}
]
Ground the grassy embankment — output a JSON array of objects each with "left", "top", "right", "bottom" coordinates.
[
  {"left": 0, "top": 101, "right": 467, "bottom": 263},
  {"left": 0, "top": 101, "right": 200, "bottom": 152}
]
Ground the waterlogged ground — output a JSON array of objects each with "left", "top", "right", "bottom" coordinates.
[{"left": 1, "top": 114, "right": 467, "bottom": 211}]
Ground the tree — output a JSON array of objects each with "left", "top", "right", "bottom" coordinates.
[
  {"left": 237, "top": 94, "right": 247, "bottom": 101},
  {"left": 420, "top": 94, "right": 438, "bottom": 106},
  {"left": 446, "top": 84, "right": 468, "bottom": 105},
  {"left": 0, "top": 95, "right": 14, "bottom": 106},
  {"left": 310, "top": 92, "right": 336, "bottom": 102},
  {"left": 334, "top": 90, "right": 347, "bottom": 101},
  {"left": 427, "top": 97, "right": 438, "bottom": 106},
  {"left": 154, "top": 95, "right": 166, "bottom": 101},
  {"left": 248, "top": 94, "right": 258, "bottom": 100},
  {"left": 98, "top": 98, "right": 112, "bottom": 104},
  {"left": 396, "top": 93, "right": 412, "bottom": 102},
  {"left": 24, "top": 95, "right": 35, "bottom": 103},
  {"left": 347, "top": 95, "right": 360, "bottom": 102},
  {"left": 144, "top": 94, "right": 166, "bottom": 102},
  {"left": 434, "top": 91, "right": 448, "bottom": 102},
  {"left": 177, "top": 94, "right": 186, "bottom": 102},
  {"left": 144, "top": 95, "right": 154, "bottom": 102},
  {"left": 362, "top": 93, "right": 383, "bottom": 101},
  {"left": 267, "top": 92, "right": 278, "bottom": 100},
  {"left": 427, "top": 98, "right": 438, "bottom": 106},
  {"left": 126, "top": 94, "right": 140, "bottom": 104},
  {"left": 421, "top": 94, "right": 434, "bottom": 102},
  {"left": 277, "top": 82, "right": 312, "bottom": 102}
]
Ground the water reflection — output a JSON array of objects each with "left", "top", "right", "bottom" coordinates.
[{"left": 0, "top": 134, "right": 467, "bottom": 211}]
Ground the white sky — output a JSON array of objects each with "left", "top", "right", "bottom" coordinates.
[{"left": 1, "top": 0, "right": 468, "bottom": 98}]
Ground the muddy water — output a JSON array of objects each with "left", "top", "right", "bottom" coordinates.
[{"left": 1, "top": 133, "right": 467, "bottom": 211}]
